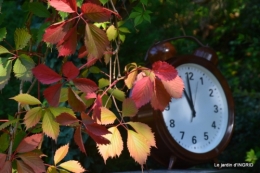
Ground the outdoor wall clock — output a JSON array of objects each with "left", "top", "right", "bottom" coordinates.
[{"left": 137, "top": 36, "right": 235, "bottom": 169}]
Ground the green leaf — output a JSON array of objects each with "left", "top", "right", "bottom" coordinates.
[
  {"left": 13, "top": 54, "right": 35, "bottom": 81},
  {"left": 12, "top": 130, "right": 27, "bottom": 152},
  {"left": 42, "top": 109, "right": 60, "bottom": 141},
  {"left": 108, "top": 88, "right": 125, "bottom": 101},
  {"left": 0, "top": 133, "right": 9, "bottom": 152},
  {"left": 89, "top": 66, "right": 100, "bottom": 73},
  {"left": 133, "top": 6, "right": 143, "bottom": 13},
  {"left": 119, "top": 34, "right": 126, "bottom": 43},
  {"left": 106, "top": 25, "right": 118, "bottom": 41},
  {"left": 0, "top": 45, "right": 11, "bottom": 55},
  {"left": 28, "top": 2, "right": 50, "bottom": 18},
  {"left": 246, "top": 149, "right": 258, "bottom": 164},
  {"left": 37, "top": 22, "right": 50, "bottom": 45},
  {"left": 48, "top": 107, "right": 75, "bottom": 118},
  {"left": 143, "top": 12, "right": 151, "bottom": 23},
  {"left": 14, "top": 28, "right": 31, "bottom": 50},
  {"left": 99, "top": 0, "right": 109, "bottom": 5},
  {"left": 140, "top": 0, "right": 148, "bottom": 5},
  {"left": 59, "top": 11, "right": 69, "bottom": 21},
  {"left": 129, "top": 12, "right": 141, "bottom": 19},
  {"left": 101, "top": 94, "right": 112, "bottom": 108},
  {"left": 0, "top": 119, "right": 19, "bottom": 131},
  {"left": 10, "top": 93, "right": 42, "bottom": 105},
  {"left": 76, "top": 0, "right": 84, "bottom": 7},
  {"left": 134, "top": 15, "right": 143, "bottom": 26},
  {"left": 118, "top": 27, "right": 131, "bottom": 33},
  {"left": 0, "top": 58, "right": 12, "bottom": 90},
  {"left": 0, "top": 27, "right": 7, "bottom": 41},
  {"left": 98, "top": 78, "right": 110, "bottom": 88}
]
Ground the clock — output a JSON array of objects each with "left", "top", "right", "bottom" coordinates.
[{"left": 137, "top": 36, "right": 234, "bottom": 168}]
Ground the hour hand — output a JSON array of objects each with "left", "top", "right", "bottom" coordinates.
[{"left": 184, "top": 89, "right": 196, "bottom": 121}]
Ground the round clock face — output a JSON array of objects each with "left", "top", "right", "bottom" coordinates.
[{"left": 162, "top": 63, "right": 229, "bottom": 154}]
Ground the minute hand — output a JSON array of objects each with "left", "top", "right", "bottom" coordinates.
[{"left": 186, "top": 74, "right": 196, "bottom": 119}]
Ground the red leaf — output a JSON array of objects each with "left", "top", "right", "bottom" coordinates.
[
  {"left": 56, "top": 112, "right": 79, "bottom": 125},
  {"left": 16, "top": 134, "right": 43, "bottom": 153},
  {"left": 92, "top": 94, "right": 102, "bottom": 121},
  {"left": 81, "top": 3, "right": 112, "bottom": 22},
  {"left": 74, "top": 126, "right": 86, "bottom": 154},
  {"left": 152, "top": 61, "right": 178, "bottom": 81},
  {"left": 57, "top": 26, "right": 78, "bottom": 57},
  {"left": 85, "top": 23, "right": 109, "bottom": 59},
  {"left": 49, "top": 0, "right": 77, "bottom": 13},
  {"left": 68, "top": 87, "right": 86, "bottom": 112},
  {"left": 131, "top": 77, "right": 153, "bottom": 108},
  {"left": 43, "top": 21, "right": 71, "bottom": 44},
  {"left": 151, "top": 79, "right": 171, "bottom": 111},
  {"left": 18, "top": 152, "right": 45, "bottom": 173},
  {"left": 32, "top": 64, "right": 62, "bottom": 84},
  {"left": 0, "top": 161, "right": 11, "bottom": 173},
  {"left": 17, "top": 160, "right": 35, "bottom": 173},
  {"left": 62, "top": 61, "right": 79, "bottom": 81},
  {"left": 73, "top": 78, "right": 98, "bottom": 93},
  {"left": 85, "top": 92, "right": 97, "bottom": 99},
  {"left": 78, "top": 46, "right": 88, "bottom": 58},
  {"left": 162, "top": 75, "right": 184, "bottom": 98},
  {"left": 0, "top": 153, "right": 7, "bottom": 168},
  {"left": 43, "top": 83, "right": 62, "bottom": 107}
]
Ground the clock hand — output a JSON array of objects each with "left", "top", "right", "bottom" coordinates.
[
  {"left": 186, "top": 74, "right": 196, "bottom": 120},
  {"left": 183, "top": 89, "right": 196, "bottom": 122}
]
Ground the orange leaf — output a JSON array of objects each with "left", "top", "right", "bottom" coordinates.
[
  {"left": 97, "top": 107, "right": 117, "bottom": 125},
  {"left": 124, "top": 68, "right": 137, "bottom": 89},
  {"left": 16, "top": 133, "right": 43, "bottom": 153},
  {"left": 127, "top": 130, "right": 150, "bottom": 165},
  {"left": 54, "top": 143, "right": 69, "bottom": 165},
  {"left": 97, "top": 127, "right": 123, "bottom": 163},
  {"left": 58, "top": 160, "right": 86, "bottom": 173},
  {"left": 162, "top": 75, "right": 184, "bottom": 98}
]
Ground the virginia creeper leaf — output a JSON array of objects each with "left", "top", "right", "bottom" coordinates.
[
  {"left": 0, "top": 161, "right": 11, "bottom": 173},
  {"left": 18, "top": 152, "right": 45, "bottom": 173},
  {"left": 0, "top": 59, "right": 12, "bottom": 90},
  {"left": 152, "top": 61, "right": 177, "bottom": 81},
  {"left": 101, "top": 94, "right": 112, "bottom": 108},
  {"left": 97, "top": 127, "right": 123, "bottom": 163},
  {"left": 161, "top": 75, "right": 184, "bottom": 98},
  {"left": 68, "top": 87, "right": 86, "bottom": 112},
  {"left": 56, "top": 112, "right": 79, "bottom": 126},
  {"left": 49, "top": 106, "right": 75, "bottom": 118},
  {"left": 17, "top": 160, "right": 35, "bottom": 173},
  {"left": 62, "top": 61, "right": 79, "bottom": 81},
  {"left": 74, "top": 126, "right": 86, "bottom": 154},
  {"left": 47, "top": 166, "right": 59, "bottom": 173},
  {"left": 32, "top": 64, "right": 62, "bottom": 84},
  {"left": 42, "top": 109, "right": 60, "bottom": 141},
  {"left": 98, "top": 107, "right": 116, "bottom": 125},
  {"left": 98, "top": 78, "right": 109, "bottom": 89},
  {"left": 0, "top": 119, "right": 19, "bottom": 131},
  {"left": 10, "top": 93, "right": 41, "bottom": 105},
  {"left": 28, "top": 2, "right": 50, "bottom": 17},
  {"left": 81, "top": 3, "right": 113, "bottom": 22},
  {"left": 0, "top": 45, "right": 10, "bottom": 54},
  {"left": 0, "top": 133, "right": 9, "bottom": 152},
  {"left": 49, "top": 0, "right": 77, "bottom": 13},
  {"left": 0, "top": 27, "right": 7, "bottom": 42},
  {"left": 85, "top": 23, "right": 109, "bottom": 59},
  {"left": 127, "top": 130, "right": 150, "bottom": 165},
  {"left": 58, "top": 160, "right": 85, "bottom": 173},
  {"left": 92, "top": 94, "right": 102, "bottom": 121},
  {"left": 44, "top": 83, "right": 63, "bottom": 107},
  {"left": 54, "top": 143, "right": 69, "bottom": 165},
  {"left": 24, "top": 107, "right": 43, "bottom": 129},
  {"left": 122, "top": 98, "right": 138, "bottom": 117},
  {"left": 124, "top": 68, "right": 137, "bottom": 89},
  {"left": 13, "top": 54, "right": 35, "bottom": 81},
  {"left": 0, "top": 153, "right": 7, "bottom": 170},
  {"left": 106, "top": 25, "right": 118, "bottom": 41},
  {"left": 59, "top": 87, "right": 68, "bottom": 102},
  {"left": 131, "top": 76, "right": 153, "bottom": 108},
  {"left": 73, "top": 78, "right": 98, "bottom": 93},
  {"left": 16, "top": 133, "right": 43, "bottom": 153},
  {"left": 107, "top": 88, "right": 125, "bottom": 102},
  {"left": 14, "top": 28, "right": 31, "bottom": 50}
]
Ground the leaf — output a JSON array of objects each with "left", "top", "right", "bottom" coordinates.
[
  {"left": 124, "top": 67, "right": 137, "bottom": 89},
  {"left": 81, "top": 3, "right": 112, "bottom": 22},
  {"left": 24, "top": 107, "right": 43, "bottom": 130},
  {"left": 98, "top": 78, "right": 109, "bottom": 88},
  {"left": 43, "top": 21, "right": 71, "bottom": 44},
  {"left": 122, "top": 98, "right": 138, "bottom": 117},
  {"left": 59, "top": 87, "right": 68, "bottom": 102},
  {"left": 161, "top": 75, "right": 184, "bottom": 98},
  {"left": 17, "top": 160, "right": 35, "bottom": 173},
  {"left": 92, "top": 94, "right": 102, "bottom": 121},
  {"left": 97, "top": 127, "right": 123, "bottom": 163},
  {"left": 0, "top": 161, "right": 11, "bottom": 173},
  {"left": 58, "top": 160, "right": 85, "bottom": 173},
  {"left": 246, "top": 149, "right": 258, "bottom": 164},
  {"left": 37, "top": 22, "right": 50, "bottom": 44},
  {"left": 0, "top": 153, "right": 7, "bottom": 169},
  {"left": 131, "top": 77, "right": 153, "bottom": 108},
  {"left": 0, "top": 45, "right": 10, "bottom": 54},
  {"left": 0, "top": 119, "right": 18, "bottom": 131},
  {"left": 106, "top": 25, "right": 118, "bottom": 41},
  {"left": 54, "top": 144, "right": 69, "bottom": 165},
  {"left": 101, "top": 94, "right": 112, "bottom": 108},
  {"left": 44, "top": 83, "right": 63, "bottom": 107},
  {"left": 107, "top": 88, "right": 125, "bottom": 102},
  {"left": 152, "top": 61, "right": 178, "bottom": 81},
  {"left": 16, "top": 133, "right": 43, "bottom": 153},
  {"left": 28, "top": 2, "right": 50, "bottom": 17},
  {"left": 18, "top": 152, "right": 45, "bottom": 173},
  {"left": 99, "top": 0, "right": 108, "bottom": 5},
  {"left": 32, "top": 64, "right": 62, "bottom": 84},
  {"left": 42, "top": 109, "right": 60, "bottom": 141},
  {"left": 89, "top": 66, "right": 100, "bottom": 73},
  {"left": 78, "top": 46, "right": 88, "bottom": 58},
  {"left": 0, "top": 27, "right": 7, "bottom": 41},
  {"left": 13, "top": 54, "right": 35, "bottom": 81},
  {"left": 47, "top": 166, "right": 59, "bottom": 173},
  {"left": 98, "top": 107, "right": 116, "bottom": 125},
  {"left": 49, "top": 0, "right": 77, "bottom": 13},
  {"left": 85, "top": 23, "right": 109, "bottom": 59},
  {"left": 0, "top": 133, "right": 9, "bottom": 152},
  {"left": 48, "top": 106, "right": 75, "bottom": 118},
  {"left": 118, "top": 27, "right": 131, "bottom": 33},
  {"left": 10, "top": 93, "right": 41, "bottom": 105},
  {"left": 73, "top": 78, "right": 98, "bottom": 93},
  {"left": 151, "top": 79, "right": 171, "bottom": 111},
  {"left": 56, "top": 113, "right": 79, "bottom": 126},
  {"left": 62, "top": 61, "right": 79, "bottom": 81},
  {"left": 14, "top": 28, "right": 31, "bottom": 50},
  {"left": 127, "top": 122, "right": 156, "bottom": 147},
  {"left": 0, "top": 59, "right": 12, "bottom": 90},
  {"left": 68, "top": 87, "right": 86, "bottom": 112},
  {"left": 74, "top": 126, "right": 86, "bottom": 154},
  {"left": 127, "top": 130, "right": 150, "bottom": 165}
]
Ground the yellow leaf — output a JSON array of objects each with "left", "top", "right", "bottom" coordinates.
[
  {"left": 97, "top": 127, "right": 123, "bottom": 163},
  {"left": 42, "top": 109, "right": 60, "bottom": 142},
  {"left": 127, "top": 122, "right": 156, "bottom": 147},
  {"left": 24, "top": 107, "right": 43, "bottom": 130},
  {"left": 10, "top": 93, "right": 41, "bottom": 105},
  {"left": 127, "top": 130, "right": 150, "bottom": 165},
  {"left": 59, "top": 88, "right": 68, "bottom": 102},
  {"left": 106, "top": 25, "right": 118, "bottom": 41},
  {"left": 47, "top": 166, "right": 58, "bottom": 173},
  {"left": 54, "top": 144, "right": 69, "bottom": 165},
  {"left": 124, "top": 68, "right": 137, "bottom": 89},
  {"left": 97, "top": 107, "right": 117, "bottom": 125},
  {"left": 58, "top": 160, "right": 85, "bottom": 173},
  {"left": 48, "top": 107, "right": 75, "bottom": 118}
]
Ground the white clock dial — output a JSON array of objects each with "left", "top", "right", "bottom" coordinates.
[{"left": 163, "top": 63, "right": 228, "bottom": 153}]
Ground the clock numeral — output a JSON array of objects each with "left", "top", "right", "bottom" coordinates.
[
  {"left": 209, "top": 89, "right": 214, "bottom": 97},
  {"left": 214, "top": 105, "right": 218, "bottom": 113},
  {"left": 185, "top": 72, "right": 194, "bottom": 80},
  {"left": 192, "top": 136, "right": 197, "bottom": 144},
  {"left": 204, "top": 132, "right": 209, "bottom": 140},
  {"left": 200, "top": 77, "right": 203, "bottom": 85},
  {"left": 180, "top": 131, "right": 185, "bottom": 140},
  {"left": 165, "top": 104, "right": 170, "bottom": 111},
  {"left": 212, "top": 121, "right": 216, "bottom": 129},
  {"left": 170, "top": 119, "right": 175, "bottom": 128}
]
